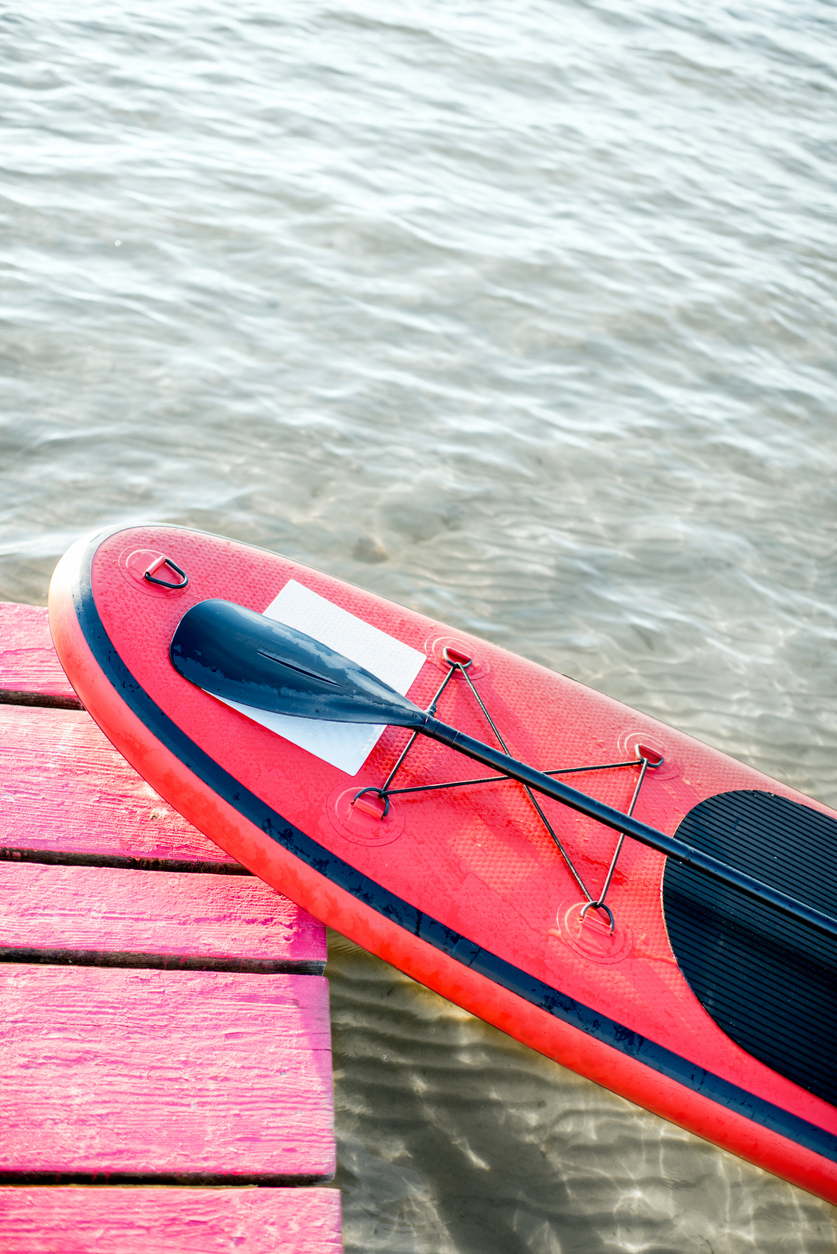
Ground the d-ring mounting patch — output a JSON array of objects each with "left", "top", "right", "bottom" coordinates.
[
  {"left": 616, "top": 729, "right": 678, "bottom": 780},
  {"left": 551, "top": 899, "right": 633, "bottom": 965},
  {"left": 119, "top": 548, "right": 189, "bottom": 597},
  {"left": 327, "top": 784, "right": 405, "bottom": 847},
  {"left": 425, "top": 636, "right": 490, "bottom": 680}
]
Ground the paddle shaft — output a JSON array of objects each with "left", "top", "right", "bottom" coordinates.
[
  {"left": 421, "top": 715, "right": 837, "bottom": 942},
  {"left": 170, "top": 598, "right": 836, "bottom": 939}
]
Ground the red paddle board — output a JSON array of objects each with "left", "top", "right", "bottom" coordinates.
[{"left": 48, "top": 524, "right": 837, "bottom": 1203}]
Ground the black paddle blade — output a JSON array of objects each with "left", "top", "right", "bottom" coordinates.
[{"left": 170, "top": 598, "right": 427, "bottom": 728}]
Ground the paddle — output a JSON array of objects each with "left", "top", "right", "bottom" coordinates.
[{"left": 171, "top": 599, "right": 837, "bottom": 942}]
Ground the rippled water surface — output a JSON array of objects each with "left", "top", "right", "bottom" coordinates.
[{"left": 3, "top": 0, "right": 837, "bottom": 1248}]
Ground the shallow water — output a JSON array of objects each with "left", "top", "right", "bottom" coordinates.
[{"left": 2, "top": 1, "right": 836, "bottom": 1248}]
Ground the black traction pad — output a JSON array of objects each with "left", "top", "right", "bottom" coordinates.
[{"left": 663, "top": 790, "right": 837, "bottom": 1107}]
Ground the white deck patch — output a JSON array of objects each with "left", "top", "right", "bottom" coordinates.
[{"left": 217, "top": 580, "right": 426, "bottom": 776}]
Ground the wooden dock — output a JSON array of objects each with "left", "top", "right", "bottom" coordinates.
[{"left": 0, "top": 603, "right": 342, "bottom": 1251}]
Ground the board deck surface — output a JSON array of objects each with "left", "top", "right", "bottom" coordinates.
[
  {"left": 0, "top": 602, "right": 341, "bottom": 1249},
  {"left": 46, "top": 524, "right": 837, "bottom": 1204}
]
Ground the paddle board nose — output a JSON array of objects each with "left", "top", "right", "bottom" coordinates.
[{"left": 170, "top": 598, "right": 425, "bottom": 727}]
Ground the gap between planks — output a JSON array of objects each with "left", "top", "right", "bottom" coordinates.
[
  {"left": 0, "top": 948, "right": 324, "bottom": 975},
  {"left": 0, "top": 848, "right": 254, "bottom": 874},
  {"left": 0, "top": 687, "right": 83, "bottom": 710}
]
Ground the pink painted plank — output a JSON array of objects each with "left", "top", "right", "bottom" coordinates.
[
  {"left": 0, "top": 965, "right": 334, "bottom": 1180},
  {"left": 0, "top": 861, "right": 326, "bottom": 971},
  {"left": 0, "top": 1187, "right": 342, "bottom": 1254},
  {"left": 0, "top": 603, "right": 79, "bottom": 703},
  {"left": 0, "top": 704, "right": 240, "bottom": 867}
]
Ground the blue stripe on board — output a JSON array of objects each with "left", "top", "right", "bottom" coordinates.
[{"left": 70, "top": 528, "right": 837, "bottom": 1166}]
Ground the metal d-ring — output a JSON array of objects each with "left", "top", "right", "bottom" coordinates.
[
  {"left": 144, "top": 557, "right": 189, "bottom": 589},
  {"left": 352, "top": 786, "right": 391, "bottom": 819},
  {"left": 579, "top": 900, "right": 615, "bottom": 933},
  {"left": 442, "top": 646, "right": 473, "bottom": 669}
]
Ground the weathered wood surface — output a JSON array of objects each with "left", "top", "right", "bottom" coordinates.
[
  {"left": 0, "top": 602, "right": 235, "bottom": 868},
  {"left": 0, "top": 964, "right": 333, "bottom": 1180},
  {"left": 0, "top": 861, "right": 326, "bottom": 972},
  {"left": 0, "top": 602, "right": 81, "bottom": 705},
  {"left": 0, "top": 1187, "right": 343, "bottom": 1253},
  {"left": 0, "top": 704, "right": 241, "bottom": 869},
  {"left": 0, "top": 601, "right": 341, "bottom": 1248}
]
